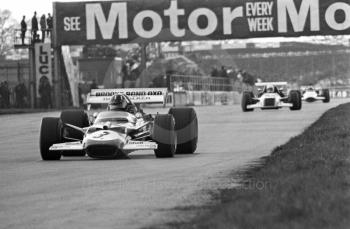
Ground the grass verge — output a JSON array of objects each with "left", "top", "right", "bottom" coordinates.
[{"left": 166, "top": 103, "right": 350, "bottom": 229}]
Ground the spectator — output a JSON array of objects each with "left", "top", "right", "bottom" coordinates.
[
  {"left": 15, "top": 81, "right": 27, "bottom": 108},
  {"left": 78, "top": 81, "right": 91, "bottom": 107},
  {"left": 46, "top": 13, "right": 53, "bottom": 37},
  {"left": 123, "top": 60, "right": 139, "bottom": 88},
  {"left": 219, "top": 66, "right": 228, "bottom": 78},
  {"left": 0, "top": 81, "right": 10, "bottom": 108},
  {"left": 227, "top": 69, "right": 238, "bottom": 81},
  {"left": 121, "top": 61, "right": 129, "bottom": 83},
  {"left": 20, "top": 16, "right": 27, "bottom": 45},
  {"left": 31, "top": 12, "right": 38, "bottom": 41},
  {"left": 90, "top": 79, "right": 98, "bottom": 90},
  {"left": 0, "top": 82, "right": 3, "bottom": 108},
  {"left": 40, "top": 14, "right": 46, "bottom": 42},
  {"left": 211, "top": 67, "right": 219, "bottom": 77},
  {"left": 38, "top": 76, "right": 52, "bottom": 109}
]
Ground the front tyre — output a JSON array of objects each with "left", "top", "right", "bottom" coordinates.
[
  {"left": 289, "top": 90, "right": 302, "bottom": 110},
  {"left": 40, "top": 117, "right": 61, "bottom": 160},
  {"left": 322, "top": 89, "right": 330, "bottom": 103},
  {"left": 168, "top": 107, "right": 198, "bottom": 154},
  {"left": 152, "top": 114, "right": 176, "bottom": 158},
  {"left": 241, "top": 91, "right": 254, "bottom": 112}
]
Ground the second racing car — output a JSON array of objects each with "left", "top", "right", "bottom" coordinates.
[{"left": 241, "top": 82, "right": 302, "bottom": 112}]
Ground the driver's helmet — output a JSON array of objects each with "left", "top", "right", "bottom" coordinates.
[
  {"left": 266, "top": 85, "right": 274, "bottom": 93},
  {"left": 108, "top": 94, "right": 128, "bottom": 111}
]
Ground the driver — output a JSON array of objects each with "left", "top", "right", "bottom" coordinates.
[
  {"left": 266, "top": 85, "right": 275, "bottom": 93},
  {"left": 107, "top": 94, "right": 137, "bottom": 114}
]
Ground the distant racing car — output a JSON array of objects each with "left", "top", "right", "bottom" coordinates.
[
  {"left": 301, "top": 86, "right": 330, "bottom": 103},
  {"left": 40, "top": 88, "right": 198, "bottom": 160},
  {"left": 241, "top": 82, "right": 302, "bottom": 112}
]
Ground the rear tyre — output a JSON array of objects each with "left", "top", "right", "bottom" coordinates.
[
  {"left": 152, "top": 114, "right": 176, "bottom": 158},
  {"left": 241, "top": 91, "right": 254, "bottom": 112},
  {"left": 40, "top": 117, "right": 61, "bottom": 160},
  {"left": 289, "top": 90, "right": 302, "bottom": 110},
  {"left": 322, "top": 89, "right": 330, "bottom": 103},
  {"left": 60, "top": 110, "right": 89, "bottom": 156},
  {"left": 168, "top": 107, "right": 198, "bottom": 154}
]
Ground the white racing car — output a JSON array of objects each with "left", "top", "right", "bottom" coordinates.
[
  {"left": 241, "top": 82, "right": 302, "bottom": 112},
  {"left": 301, "top": 86, "right": 330, "bottom": 103},
  {"left": 40, "top": 88, "right": 198, "bottom": 160}
]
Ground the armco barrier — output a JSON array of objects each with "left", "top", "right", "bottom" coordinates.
[
  {"left": 170, "top": 87, "right": 350, "bottom": 107},
  {"left": 172, "top": 91, "right": 241, "bottom": 106},
  {"left": 330, "top": 88, "right": 350, "bottom": 99}
]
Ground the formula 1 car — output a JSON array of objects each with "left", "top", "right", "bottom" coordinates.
[
  {"left": 40, "top": 88, "right": 198, "bottom": 160},
  {"left": 301, "top": 86, "right": 330, "bottom": 103},
  {"left": 241, "top": 82, "right": 302, "bottom": 112}
]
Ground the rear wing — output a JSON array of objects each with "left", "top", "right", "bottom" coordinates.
[
  {"left": 300, "top": 85, "right": 315, "bottom": 90},
  {"left": 255, "top": 82, "right": 288, "bottom": 87},
  {"left": 86, "top": 88, "right": 168, "bottom": 105},
  {"left": 300, "top": 86, "right": 307, "bottom": 91}
]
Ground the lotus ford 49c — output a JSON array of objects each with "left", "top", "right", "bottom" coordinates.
[
  {"left": 40, "top": 88, "right": 198, "bottom": 160},
  {"left": 301, "top": 86, "right": 330, "bottom": 103},
  {"left": 241, "top": 82, "right": 302, "bottom": 112}
]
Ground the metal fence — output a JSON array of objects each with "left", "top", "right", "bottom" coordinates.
[
  {"left": 170, "top": 75, "right": 236, "bottom": 92},
  {"left": 14, "top": 29, "right": 52, "bottom": 47}
]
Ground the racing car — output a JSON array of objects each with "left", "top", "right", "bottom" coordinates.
[
  {"left": 241, "top": 82, "right": 302, "bottom": 112},
  {"left": 301, "top": 86, "right": 330, "bottom": 103},
  {"left": 40, "top": 88, "right": 198, "bottom": 160}
]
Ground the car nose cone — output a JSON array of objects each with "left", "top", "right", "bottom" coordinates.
[{"left": 84, "top": 130, "right": 127, "bottom": 158}]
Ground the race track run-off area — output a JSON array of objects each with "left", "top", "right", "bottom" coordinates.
[{"left": 0, "top": 99, "right": 348, "bottom": 229}]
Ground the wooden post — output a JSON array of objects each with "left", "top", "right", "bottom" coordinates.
[
  {"left": 52, "top": 2, "right": 62, "bottom": 108},
  {"left": 28, "top": 45, "right": 36, "bottom": 108},
  {"left": 139, "top": 43, "right": 147, "bottom": 87},
  {"left": 52, "top": 47, "right": 62, "bottom": 108}
]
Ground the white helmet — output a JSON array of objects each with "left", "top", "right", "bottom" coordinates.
[
  {"left": 108, "top": 94, "right": 128, "bottom": 111},
  {"left": 266, "top": 85, "right": 274, "bottom": 93}
]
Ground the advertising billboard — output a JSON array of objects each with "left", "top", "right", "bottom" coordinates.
[{"left": 53, "top": 0, "right": 350, "bottom": 45}]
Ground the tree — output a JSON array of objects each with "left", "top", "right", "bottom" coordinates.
[
  {"left": 242, "top": 71, "right": 257, "bottom": 86},
  {"left": 0, "top": 9, "right": 16, "bottom": 58}
]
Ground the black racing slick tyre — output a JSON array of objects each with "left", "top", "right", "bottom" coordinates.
[
  {"left": 323, "top": 89, "right": 330, "bottom": 103},
  {"left": 168, "top": 107, "right": 198, "bottom": 154},
  {"left": 40, "top": 117, "right": 61, "bottom": 160},
  {"left": 152, "top": 114, "right": 176, "bottom": 158},
  {"left": 60, "top": 110, "right": 89, "bottom": 140},
  {"left": 241, "top": 91, "right": 254, "bottom": 112},
  {"left": 289, "top": 90, "right": 302, "bottom": 110}
]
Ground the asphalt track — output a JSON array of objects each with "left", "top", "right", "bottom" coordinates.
[{"left": 0, "top": 99, "right": 349, "bottom": 229}]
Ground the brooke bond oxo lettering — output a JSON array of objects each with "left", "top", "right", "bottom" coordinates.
[{"left": 95, "top": 91, "right": 163, "bottom": 97}]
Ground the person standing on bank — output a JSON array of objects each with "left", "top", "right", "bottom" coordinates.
[
  {"left": 39, "top": 76, "right": 52, "bottom": 109},
  {"left": 15, "top": 81, "right": 27, "bottom": 108},
  {"left": 40, "top": 14, "right": 46, "bottom": 42},
  {"left": 20, "top": 16, "right": 27, "bottom": 45},
  {"left": 0, "top": 81, "right": 10, "bottom": 108},
  {"left": 46, "top": 13, "right": 53, "bottom": 38},
  {"left": 31, "top": 12, "right": 38, "bottom": 41}
]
